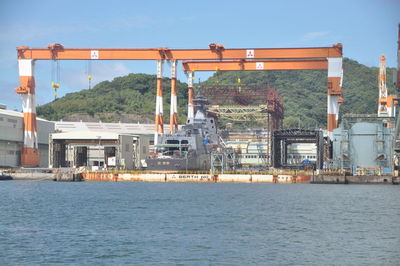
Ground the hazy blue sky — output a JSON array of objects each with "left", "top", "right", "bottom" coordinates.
[{"left": 0, "top": 0, "right": 399, "bottom": 110}]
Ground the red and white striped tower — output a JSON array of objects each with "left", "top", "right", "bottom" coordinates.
[
  {"left": 170, "top": 60, "right": 178, "bottom": 132},
  {"left": 187, "top": 71, "right": 194, "bottom": 120},
  {"left": 327, "top": 57, "right": 343, "bottom": 140},
  {"left": 154, "top": 60, "right": 164, "bottom": 144},
  {"left": 378, "top": 55, "right": 388, "bottom": 117},
  {"left": 15, "top": 59, "right": 40, "bottom": 166}
]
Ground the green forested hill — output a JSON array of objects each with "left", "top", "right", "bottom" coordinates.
[
  {"left": 37, "top": 58, "right": 397, "bottom": 128},
  {"left": 37, "top": 73, "right": 189, "bottom": 123}
]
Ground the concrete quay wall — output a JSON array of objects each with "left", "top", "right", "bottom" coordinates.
[
  {"left": 4, "top": 169, "right": 398, "bottom": 184},
  {"left": 312, "top": 174, "right": 395, "bottom": 184},
  {"left": 8, "top": 172, "right": 55, "bottom": 181},
  {"left": 82, "top": 172, "right": 312, "bottom": 183}
]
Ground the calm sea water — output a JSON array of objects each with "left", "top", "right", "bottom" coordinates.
[{"left": 0, "top": 181, "right": 399, "bottom": 265}]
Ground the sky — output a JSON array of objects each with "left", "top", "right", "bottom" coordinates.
[{"left": 0, "top": 0, "right": 399, "bottom": 111}]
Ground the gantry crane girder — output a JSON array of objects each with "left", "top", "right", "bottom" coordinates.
[
  {"left": 182, "top": 59, "right": 328, "bottom": 72},
  {"left": 17, "top": 44, "right": 342, "bottom": 60}
]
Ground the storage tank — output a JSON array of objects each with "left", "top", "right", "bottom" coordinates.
[{"left": 332, "top": 120, "right": 394, "bottom": 172}]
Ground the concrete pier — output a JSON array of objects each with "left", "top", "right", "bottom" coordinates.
[
  {"left": 5, "top": 168, "right": 82, "bottom": 181},
  {"left": 8, "top": 171, "right": 55, "bottom": 181}
]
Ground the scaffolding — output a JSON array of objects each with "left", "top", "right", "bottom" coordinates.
[
  {"left": 201, "top": 84, "right": 284, "bottom": 171},
  {"left": 201, "top": 84, "right": 284, "bottom": 131}
]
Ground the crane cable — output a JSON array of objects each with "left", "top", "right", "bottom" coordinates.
[
  {"left": 215, "top": 66, "right": 220, "bottom": 84},
  {"left": 51, "top": 60, "right": 60, "bottom": 100},
  {"left": 86, "top": 60, "right": 92, "bottom": 89},
  {"left": 237, "top": 77, "right": 242, "bottom": 92}
]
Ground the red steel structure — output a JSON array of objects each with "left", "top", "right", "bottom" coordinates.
[
  {"left": 15, "top": 43, "right": 343, "bottom": 166},
  {"left": 201, "top": 84, "right": 284, "bottom": 130}
]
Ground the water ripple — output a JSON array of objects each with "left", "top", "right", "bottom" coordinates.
[{"left": 0, "top": 182, "right": 399, "bottom": 265}]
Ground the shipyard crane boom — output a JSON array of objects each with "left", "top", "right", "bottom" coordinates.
[
  {"left": 15, "top": 43, "right": 343, "bottom": 167},
  {"left": 377, "top": 54, "right": 397, "bottom": 118},
  {"left": 378, "top": 55, "right": 389, "bottom": 117}
]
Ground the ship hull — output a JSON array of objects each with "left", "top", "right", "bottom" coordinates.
[{"left": 146, "top": 154, "right": 211, "bottom": 171}]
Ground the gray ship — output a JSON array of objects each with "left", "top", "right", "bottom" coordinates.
[{"left": 146, "top": 94, "right": 219, "bottom": 171}]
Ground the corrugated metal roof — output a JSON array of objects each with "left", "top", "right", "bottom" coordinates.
[
  {"left": 51, "top": 131, "right": 128, "bottom": 140},
  {"left": 0, "top": 109, "right": 50, "bottom": 121},
  {"left": 54, "top": 121, "right": 180, "bottom": 135}
]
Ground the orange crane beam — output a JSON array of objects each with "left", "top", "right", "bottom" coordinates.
[
  {"left": 17, "top": 43, "right": 342, "bottom": 60},
  {"left": 182, "top": 59, "right": 328, "bottom": 72}
]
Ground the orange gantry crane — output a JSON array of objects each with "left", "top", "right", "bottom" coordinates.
[
  {"left": 182, "top": 57, "right": 343, "bottom": 137},
  {"left": 15, "top": 43, "right": 343, "bottom": 166}
]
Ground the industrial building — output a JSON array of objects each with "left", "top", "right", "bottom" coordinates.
[
  {"left": 332, "top": 114, "right": 395, "bottom": 174},
  {"left": 0, "top": 106, "right": 54, "bottom": 168},
  {"left": 50, "top": 131, "right": 135, "bottom": 170},
  {"left": 52, "top": 121, "right": 174, "bottom": 169},
  {"left": 0, "top": 111, "right": 176, "bottom": 170}
]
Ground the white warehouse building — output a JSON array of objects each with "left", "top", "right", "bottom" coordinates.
[
  {"left": 52, "top": 121, "right": 178, "bottom": 169},
  {"left": 0, "top": 103, "right": 177, "bottom": 169}
]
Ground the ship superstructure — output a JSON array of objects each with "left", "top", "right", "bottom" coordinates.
[{"left": 146, "top": 94, "right": 218, "bottom": 171}]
